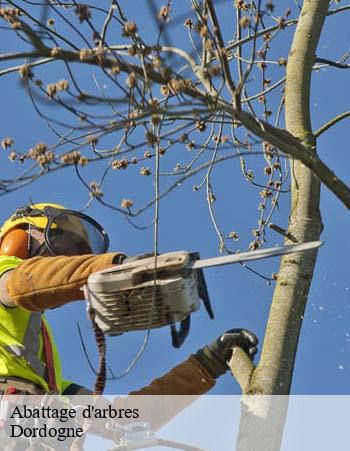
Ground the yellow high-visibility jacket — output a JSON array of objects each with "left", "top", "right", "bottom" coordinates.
[{"left": 0, "top": 255, "right": 71, "bottom": 393}]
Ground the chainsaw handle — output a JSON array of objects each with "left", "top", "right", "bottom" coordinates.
[{"left": 170, "top": 315, "right": 191, "bottom": 348}]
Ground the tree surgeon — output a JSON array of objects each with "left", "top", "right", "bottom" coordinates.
[{"left": 0, "top": 203, "right": 258, "bottom": 396}]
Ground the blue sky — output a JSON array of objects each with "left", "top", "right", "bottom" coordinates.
[{"left": 0, "top": 0, "right": 350, "bottom": 395}]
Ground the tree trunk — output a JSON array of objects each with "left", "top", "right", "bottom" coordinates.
[{"left": 234, "top": 1, "right": 327, "bottom": 449}]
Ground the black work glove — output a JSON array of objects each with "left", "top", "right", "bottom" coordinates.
[{"left": 195, "top": 328, "right": 258, "bottom": 379}]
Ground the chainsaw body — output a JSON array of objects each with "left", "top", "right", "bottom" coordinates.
[
  {"left": 86, "top": 241, "right": 322, "bottom": 347},
  {"left": 86, "top": 251, "right": 213, "bottom": 347}
]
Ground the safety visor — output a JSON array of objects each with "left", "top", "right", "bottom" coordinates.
[{"left": 19, "top": 206, "right": 109, "bottom": 256}]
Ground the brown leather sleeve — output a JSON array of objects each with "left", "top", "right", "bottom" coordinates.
[
  {"left": 111, "top": 356, "right": 216, "bottom": 433},
  {"left": 129, "top": 355, "right": 215, "bottom": 395},
  {"left": 7, "top": 253, "right": 124, "bottom": 311},
  {"left": 114, "top": 355, "right": 216, "bottom": 431}
]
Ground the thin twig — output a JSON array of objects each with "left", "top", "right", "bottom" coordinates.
[{"left": 314, "top": 111, "right": 350, "bottom": 138}]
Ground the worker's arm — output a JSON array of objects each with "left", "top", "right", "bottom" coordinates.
[
  {"left": 2, "top": 253, "right": 124, "bottom": 311},
  {"left": 128, "top": 329, "right": 257, "bottom": 396},
  {"left": 116, "top": 330, "right": 258, "bottom": 431}
]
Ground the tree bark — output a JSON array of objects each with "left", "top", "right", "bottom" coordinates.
[{"left": 234, "top": 1, "right": 328, "bottom": 449}]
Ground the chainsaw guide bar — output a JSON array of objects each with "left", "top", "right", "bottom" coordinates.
[{"left": 191, "top": 240, "right": 322, "bottom": 269}]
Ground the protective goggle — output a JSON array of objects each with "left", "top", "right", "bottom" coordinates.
[{"left": 14, "top": 206, "right": 109, "bottom": 256}]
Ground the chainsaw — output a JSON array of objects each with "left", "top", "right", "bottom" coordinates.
[{"left": 85, "top": 241, "right": 322, "bottom": 347}]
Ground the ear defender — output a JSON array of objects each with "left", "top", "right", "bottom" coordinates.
[{"left": 0, "top": 228, "right": 29, "bottom": 259}]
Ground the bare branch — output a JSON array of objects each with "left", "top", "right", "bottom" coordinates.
[
  {"left": 229, "top": 348, "right": 255, "bottom": 393},
  {"left": 315, "top": 110, "right": 350, "bottom": 138},
  {"left": 232, "top": 108, "right": 350, "bottom": 209},
  {"left": 205, "top": 0, "right": 237, "bottom": 103},
  {"left": 315, "top": 57, "right": 350, "bottom": 69}
]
